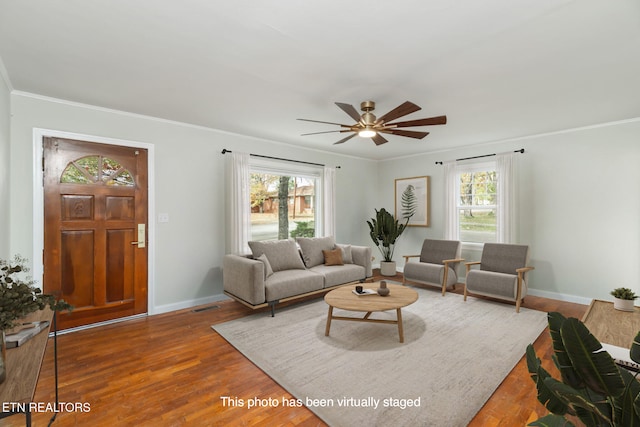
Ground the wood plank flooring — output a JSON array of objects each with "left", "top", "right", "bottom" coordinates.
[{"left": 1, "top": 273, "right": 588, "bottom": 426}]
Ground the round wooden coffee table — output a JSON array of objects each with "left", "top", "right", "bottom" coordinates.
[{"left": 324, "top": 282, "right": 418, "bottom": 343}]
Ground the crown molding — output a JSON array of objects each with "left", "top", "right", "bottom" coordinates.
[
  {"left": 381, "top": 116, "right": 640, "bottom": 163},
  {"left": 12, "top": 91, "right": 374, "bottom": 165}
]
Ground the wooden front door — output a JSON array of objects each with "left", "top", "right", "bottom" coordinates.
[{"left": 43, "top": 137, "right": 148, "bottom": 330}]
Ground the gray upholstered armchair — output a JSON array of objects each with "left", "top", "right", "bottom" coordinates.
[
  {"left": 402, "top": 239, "right": 463, "bottom": 296},
  {"left": 464, "top": 243, "right": 534, "bottom": 312}
]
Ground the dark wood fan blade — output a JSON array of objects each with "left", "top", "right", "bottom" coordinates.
[
  {"left": 333, "top": 133, "right": 357, "bottom": 145},
  {"left": 335, "top": 102, "right": 362, "bottom": 123},
  {"left": 387, "top": 115, "right": 447, "bottom": 128},
  {"left": 371, "top": 133, "right": 388, "bottom": 146},
  {"left": 297, "top": 118, "right": 351, "bottom": 127},
  {"left": 381, "top": 129, "right": 430, "bottom": 139},
  {"left": 376, "top": 101, "right": 421, "bottom": 124}
]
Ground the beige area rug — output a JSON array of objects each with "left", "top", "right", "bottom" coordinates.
[{"left": 212, "top": 286, "right": 547, "bottom": 427}]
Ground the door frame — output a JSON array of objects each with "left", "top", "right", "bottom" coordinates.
[{"left": 32, "top": 128, "right": 157, "bottom": 316}]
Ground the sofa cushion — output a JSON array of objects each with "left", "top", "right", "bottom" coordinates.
[
  {"left": 323, "top": 248, "right": 344, "bottom": 266},
  {"left": 336, "top": 244, "right": 353, "bottom": 264},
  {"left": 248, "top": 239, "right": 306, "bottom": 272},
  {"left": 296, "top": 236, "right": 336, "bottom": 268},
  {"left": 264, "top": 270, "right": 324, "bottom": 301},
  {"left": 256, "top": 254, "right": 273, "bottom": 279},
  {"left": 310, "top": 264, "right": 366, "bottom": 287}
]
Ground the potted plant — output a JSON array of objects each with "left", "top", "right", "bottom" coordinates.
[
  {"left": 366, "top": 208, "right": 408, "bottom": 276},
  {"left": 526, "top": 312, "right": 640, "bottom": 426},
  {"left": 0, "top": 255, "right": 72, "bottom": 383},
  {"left": 610, "top": 287, "right": 638, "bottom": 312}
]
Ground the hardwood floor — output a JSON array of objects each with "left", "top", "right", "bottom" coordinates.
[{"left": 1, "top": 273, "right": 587, "bottom": 427}]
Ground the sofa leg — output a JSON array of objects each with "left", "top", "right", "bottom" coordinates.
[{"left": 268, "top": 300, "right": 279, "bottom": 317}]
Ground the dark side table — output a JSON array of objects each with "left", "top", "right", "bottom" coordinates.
[{"left": 0, "top": 307, "right": 54, "bottom": 426}]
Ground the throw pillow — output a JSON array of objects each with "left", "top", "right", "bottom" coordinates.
[
  {"left": 256, "top": 253, "right": 274, "bottom": 279},
  {"left": 323, "top": 248, "right": 344, "bottom": 266},
  {"left": 248, "top": 239, "right": 306, "bottom": 272},
  {"left": 296, "top": 236, "right": 336, "bottom": 268},
  {"left": 336, "top": 244, "right": 353, "bottom": 264}
]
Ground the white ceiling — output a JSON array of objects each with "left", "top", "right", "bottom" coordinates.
[{"left": 1, "top": 0, "right": 639, "bottom": 160}]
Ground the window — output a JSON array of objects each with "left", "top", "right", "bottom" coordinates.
[
  {"left": 249, "top": 161, "right": 321, "bottom": 241},
  {"left": 457, "top": 165, "right": 497, "bottom": 243},
  {"left": 61, "top": 155, "right": 135, "bottom": 186},
  {"left": 445, "top": 153, "right": 516, "bottom": 244}
]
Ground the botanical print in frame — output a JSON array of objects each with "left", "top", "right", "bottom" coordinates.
[{"left": 395, "top": 176, "right": 430, "bottom": 227}]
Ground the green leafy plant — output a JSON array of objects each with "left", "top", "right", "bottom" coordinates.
[
  {"left": 366, "top": 208, "right": 408, "bottom": 262},
  {"left": 0, "top": 255, "right": 72, "bottom": 331},
  {"left": 290, "top": 221, "right": 315, "bottom": 238},
  {"left": 526, "top": 311, "right": 640, "bottom": 426},
  {"left": 401, "top": 185, "right": 417, "bottom": 220},
  {"left": 610, "top": 287, "right": 638, "bottom": 301}
]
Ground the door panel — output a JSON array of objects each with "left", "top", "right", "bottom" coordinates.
[
  {"left": 60, "top": 230, "right": 95, "bottom": 305},
  {"left": 105, "top": 229, "right": 135, "bottom": 302},
  {"left": 44, "top": 137, "right": 148, "bottom": 330}
]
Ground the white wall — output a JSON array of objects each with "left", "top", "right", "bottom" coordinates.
[
  {"left": 8, "top": 90, "right": 640, "bottom": 310},
  {"left": 8, "top": 93, "right": 376, "bottom": 313},
  {"left": 377, "top": 120, "right": 640, "bottom": 304},
  {"left": 0, "top": 72, "right": 10, "bottom": 259}
]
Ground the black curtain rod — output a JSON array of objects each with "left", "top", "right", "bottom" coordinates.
[
  {"left": 221, "top": 149, "right": 340, "bottom": 168},
  {"left": 435, "top": 148, "right": 524, "bottom": 165}
]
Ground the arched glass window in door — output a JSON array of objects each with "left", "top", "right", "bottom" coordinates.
[{"left": 60, "top": 155, "right": 135, "bottom": 186}]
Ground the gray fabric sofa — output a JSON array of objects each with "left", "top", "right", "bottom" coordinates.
[{"left": 223, "top": 237, "right": 372, "bottom": 316}]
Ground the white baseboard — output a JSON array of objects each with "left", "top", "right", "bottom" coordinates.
[
  {"left": 152, "top": 294, "right": 231, "bottom": 315},
  {"left": 50, "top": 295, "right": 232, "bottom": 335},
  {"left": 526, "top": 288, "right": 592, "bottom": 306},
  {"left": 51, "top": 313, "right": 148, "bottom": 336}
]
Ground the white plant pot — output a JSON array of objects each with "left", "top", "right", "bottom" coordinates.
[
  {"left": 380, "top": 261, "right": 397, "bottom": 277},
  {"left": 613, "top": 297, "right": 635, "bottom": 312}
]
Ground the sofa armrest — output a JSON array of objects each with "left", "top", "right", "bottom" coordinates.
[
  {"left": 223, "top": 254, "right": 266, "bottom": 305},
  {"left": 350, "top": 245, "right": 373, "bottom": 277}
]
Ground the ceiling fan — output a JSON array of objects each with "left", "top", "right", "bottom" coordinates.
[{"left": 298, "top": 101, "right": 447, "bottom": 146}]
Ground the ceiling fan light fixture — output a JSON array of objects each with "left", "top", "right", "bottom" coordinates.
[
  {"left": 299, "top": 100, "right": 446, "bottom": 146},
  {"left": 358, "top": 128, "right": 376, "bottom": 138}
]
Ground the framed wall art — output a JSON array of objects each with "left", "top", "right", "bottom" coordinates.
[{"left": 395, "top": 176, "right": 430, "bottom": 227}]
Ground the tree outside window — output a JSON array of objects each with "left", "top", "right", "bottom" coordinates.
[
  {"left": 249, "top": 172, "right": 317, "bottom": 241},
  {"left": 457, "top": 170, "right": 497, "bottom": 243}
]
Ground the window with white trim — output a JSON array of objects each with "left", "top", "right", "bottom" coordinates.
[
  {"left": 456, "top": 162, "right": 498, "bottom": 243},
  {"left": 249, "top": 159, "right": 323, "bottom": 241}
]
